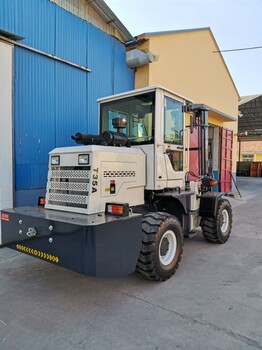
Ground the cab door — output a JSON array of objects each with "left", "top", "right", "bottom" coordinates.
[{"left": 163, "top": 96, "right": 185, "bottom": 187}]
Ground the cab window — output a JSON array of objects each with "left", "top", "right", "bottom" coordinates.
[
  {"left": 100, "top": 92, "right": 155, "bottom": 145},
  {"left": 164, "top": 97, "right": 183, "bottom": 145}
]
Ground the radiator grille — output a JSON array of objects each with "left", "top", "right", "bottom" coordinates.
[
  {"left": 48, "top": 193, "right": 88, "bottom": 205},
  {"left": 51, "top": 169, "right": 90, "bottom": 179},
  {"left": 103, "top": 170, "right": 136, "bottom": 178},
  {"left": 46, "top": 166, "right": 90, "bottom": 210},
  {"left": 50, "top": 182, "right": 89, "bottom": 192}
]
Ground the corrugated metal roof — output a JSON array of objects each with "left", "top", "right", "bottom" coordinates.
[
  {"left": 55, "top": 62, "right": 88, "bottom": 147},
  {"left": 87, "top": 24, "right": 115, "bottom": 133},
  {"left": 14, "top": 47, "right": 56, "bottom": 190},
  {"left": 239, "top": 94, "right": 262, "bottom": 105},
  {"left": 113, "top": 39, "right": 135, "bottom": 93},
  {"left": 50, "top": 0, "right": 134, "bottom": 43},
  {"left": 55, "top": 7, "right": 87, "bottom": 67},
  {"left": 16, "top": 0, "right": 56, "bottom": 53},
  {"left": 238, "top": 95, "right": 262, "bottom": 141}
]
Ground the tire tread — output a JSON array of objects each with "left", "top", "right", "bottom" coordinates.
[
  {"left": 200, "top": 199, "right": 233, "bottom": 244},
  {"left": 136, "top": 212, "right": 183, "bottom": 281}
]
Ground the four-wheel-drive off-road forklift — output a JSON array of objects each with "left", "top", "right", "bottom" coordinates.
[{"left": 1, "top": 86, "right": 233, "bottom": 281}]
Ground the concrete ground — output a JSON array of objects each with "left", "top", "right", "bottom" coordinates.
[{"left": 0, "top": 177, "right": 261, "bottom": 350}]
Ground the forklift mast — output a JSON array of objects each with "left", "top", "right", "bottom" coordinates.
[{"left": 186, "top": 104, "right": 209, "bottom": 177}]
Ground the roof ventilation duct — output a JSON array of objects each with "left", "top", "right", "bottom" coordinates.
[{"left": 126, "top": 49, "right": 159, "bottom": 68}]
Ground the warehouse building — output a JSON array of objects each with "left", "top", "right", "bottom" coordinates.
[
  {"left": 127, "top": 28, "right": 239, "bottom": 191},
  {"left": 237, "top": 94, "right": 262, "bottom": 176},
  {"left": 0, "top": 0, "right": 134, "bottom": 211}
]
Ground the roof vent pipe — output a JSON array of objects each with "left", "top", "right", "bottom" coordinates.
[{"left": 126, "top": 49, "right": 159, "bottom": 68}]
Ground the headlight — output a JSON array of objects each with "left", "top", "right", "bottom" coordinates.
[
  {"left": 78, "top": 154, "right": 89, "bottom": 165},
  {"left": 51, "top": 155, "right": 60, "bottom": 165}
]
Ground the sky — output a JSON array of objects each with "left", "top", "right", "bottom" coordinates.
[{"left": 104, "top": 0, "right": 262, "bottom": 97}]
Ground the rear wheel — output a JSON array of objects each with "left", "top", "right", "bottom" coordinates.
[
  {"left": 201, "top": 199, "right": 233, "bottom": 243},
  {"left": 136, "top": 212, "right": 183, "bottom": 281}
]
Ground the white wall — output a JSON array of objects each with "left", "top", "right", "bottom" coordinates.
[{"left": 0, "top": 40, "right": 13, "bottom": 244}]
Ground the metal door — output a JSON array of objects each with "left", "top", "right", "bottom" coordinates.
[
  {"left": 0, "top": 40, "right": 13, "bottom": 245},
  {"left": 220, "top": 128, "right": 233, "bottom": 192}
]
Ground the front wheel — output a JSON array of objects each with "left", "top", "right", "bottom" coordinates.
[
  {"left": 136, "top": 212, "right": 183, "bottom": 281},
  {"left": 201, "top": 199, "right": 233, "bottom": 243}
]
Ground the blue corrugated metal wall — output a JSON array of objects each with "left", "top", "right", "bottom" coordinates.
[{"left": 0, "top": 0, "right": 134, "bottom": 205}]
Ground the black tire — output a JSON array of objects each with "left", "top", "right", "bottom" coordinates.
[
  {"left": 201, "top": 199, "right": 233, "bottom": 244},
  {"left": 136, "top": 212, "right": 183, "bottom": 281}
]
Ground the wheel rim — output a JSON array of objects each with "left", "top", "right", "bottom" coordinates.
[
  {"left": 159, "top": 230, "right": 177, "bottom": 266},
  {"left": 221, "top": 209, "right": 229, "bottom": 234}
]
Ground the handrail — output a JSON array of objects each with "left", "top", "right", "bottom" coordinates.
[{"left": 183, "top": 128, "right": 189, "bottom": 169}]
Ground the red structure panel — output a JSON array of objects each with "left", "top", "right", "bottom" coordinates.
[
  {"left": 189, "top": 127, "right": 199, "bottom": 179},
  {"left": 220, "top": 128, "right": 233, "bottom": 192}
]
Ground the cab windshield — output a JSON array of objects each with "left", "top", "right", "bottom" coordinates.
[{"left": 100, "top": 92, "right": 155, "bottom": 145}]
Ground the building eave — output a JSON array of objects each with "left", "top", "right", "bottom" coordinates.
[
  {"left": 87, "top": 0, "right": 134, "bottom": 42},
  {"left": 136, "top": 27, "right": 211, "bottom": 38}
]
